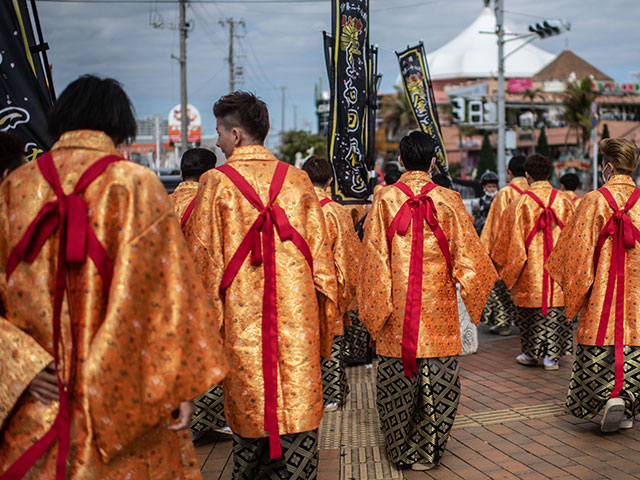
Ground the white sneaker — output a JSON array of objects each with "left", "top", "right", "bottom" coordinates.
[
  {"left": 601, "top": 397, "right": 626, "bottom": 433},
  {"left": 411, "top": 462, "right": 436, "bottom": 471},
  {"left": 543, "top": 356, "right": 559, "bottom": 371},
  {"left": 620, "top": 416, "right": 634, "bottom": 429},
  {"left": 516, "top": 353, "right": 537, "bottom": 366}
]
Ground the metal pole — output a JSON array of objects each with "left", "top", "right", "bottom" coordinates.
[
  {"left": 495, "top": 0, "right": 507, "bottom": 187},
  {"left": 591, "top": 101, "right": 598, "bottom": 190},
  {"left": 229, "top": 20, "right": 235, "bottom": 92},
  {"left": 155, "top": 116, "right": 161, "bottom": 174},
  {"left": 280, "top": 86, "right": 286, "bottom": 141},
  {"left": 179, "top": 0, "right": 188, "bottom": 156}
]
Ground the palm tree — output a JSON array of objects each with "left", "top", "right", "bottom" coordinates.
[
  {"left": 380, "top": 85, "right": 417, "bottom": 140},
  {"left": 562, "top": 78, "right": 599, "bottom": 155}
]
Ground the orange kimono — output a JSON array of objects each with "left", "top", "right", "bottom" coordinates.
[
  {"left": 0, "top": 131, "right": 227, "bottom": 479},
  {"left": 358, "top": 170, "right": 497, "bottom": 360},
  {"left": 315, "top": 187, "right": 359, "bottom": 320},
  {"left": 492, "top": 181, "right": 575, "bottom": 309},
  {"left": 547, "top": 176, "right": 640, "bottom": 347},
  {"left": 184, "top": 145, "right": 338, "bottom": 441},
  {"left": 169, "top": 180, "right": 199, "bottom": 224},
  {"left": 562, "top": 190, "right": 581, "bottom": 209},
  {"left": 480, "top": 177, "right": 528, "bottom": 253}
]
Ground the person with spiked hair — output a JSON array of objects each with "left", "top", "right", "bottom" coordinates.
[
  {"left": 548, "top": 138, "right": 640, "bottom": 433},
  {"left": 492, "top": 153, "right": 575, "bottom": 371}
]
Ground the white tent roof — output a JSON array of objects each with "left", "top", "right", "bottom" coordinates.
[{"left": 425, "top": 8, "right": 555, "bottom": 80}]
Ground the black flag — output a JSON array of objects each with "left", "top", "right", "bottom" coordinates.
[
  {"left": 325, "top": 0, "right": 374, "bottom": 204},
  {"left": 396, "top": 43, "right": 448, "bottom": 175},
  {"left": 1, "top": 0, "right": 55, "bottom": 160}
]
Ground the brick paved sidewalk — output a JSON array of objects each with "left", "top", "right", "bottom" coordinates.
[{"left": 197, "top": 326, "right": 640, "bottom": 479}]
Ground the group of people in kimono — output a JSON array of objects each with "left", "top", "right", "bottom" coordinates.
[{"left": 1, "top": 73, "right": 639, "bottom": 480}]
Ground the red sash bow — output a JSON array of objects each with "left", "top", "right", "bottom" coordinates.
[
  {"left": 386, "top": 182, "right": 452, "bottom": 378},
  {"left": 2, "top": 153, "right": 119, "bottom": 480},
  {"left": 217, "top": 162, "right": 313, "bottom": 459},
  {"left": 594, "top": 187, "right": 640, "bottom": 398},
  {"left": 524, "top": 189, "right": 564, "bottom": 316}
]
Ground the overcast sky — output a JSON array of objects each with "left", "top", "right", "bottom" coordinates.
[{"left": 37, "top": 0, "right": 639, "bottom": 148}]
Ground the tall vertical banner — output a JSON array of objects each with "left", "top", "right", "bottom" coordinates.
[
  {"left": 396, "top": 43, "right": 448, "bottom": 175},
  {"left": 324, "top": 0, "right": 373, "bottom": 204},
  {"left": 0, "top": 0, "right": 55, "bottom": 160}
]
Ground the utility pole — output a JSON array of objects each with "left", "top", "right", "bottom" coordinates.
[
  {"left": 293, "top": 104, "right": 298, "bottom": 131},
  {"left": 495, "top": 0, "right": 507, "bottom": 187},
  {"left": 154, "top": 116, "right": 161, "bottom": 174},
  {"left": 220, "top": 18, "right": 245, "bottom": 92},
  {"left": 280, "top": 86, "right": 286, "bottom": 144},
  {"left": 179, "top": 0, "right": 188, "bottom": 155}
]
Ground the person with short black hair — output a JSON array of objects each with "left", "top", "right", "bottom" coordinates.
[
  {"left": 492, "top": 153, "right": 575, "bottom": 371},
  {"left": 185, "top": 91, "right": 339, "bottom": 479},
  {"left": 560, "top": 172, "right": 581, "bottom": 206},
  {"left": 479, "top": 154, "right": 529, "bottom": 336},
  {"left": 0, "top": 74, "right": 228, "bottom": 478},
  {"left": 169, "top": 148, "right": 218, "bottom": 231},
  {"left": 359, "top": 131, "right": 496, "bottom": 471},
  {"left": 0, "top": 131, "right": 26, "bottom": 182},
  {"left": 302, "top": 155, "right": 359, "bottom": 413},
  {"left": 548, "top": 138, "right": 640, "bottom": 433}
]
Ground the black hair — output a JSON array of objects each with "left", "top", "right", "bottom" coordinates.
[
  {"left": 0, "top": 131, "right": 26, "bottom": 174},
  {"left": 384, "top": 167, "right": 402, "bottom": 185},
  {"left": 47, "top": 74, "right": 137, "bottom": 145},
  {"left": 301, "top": 155, "right": 332, "bottom": 186},
  {"left": 559, "top": 173, "right": 580, "bottom": 191},
  {"left": 213, "top": 91, "right": 270, "bottom": 143},
  {"left": 524, "top": 153, "right": 552, "bottom": 181},
  {"left": 399, "top": 131, "right": 437, "bottom": 171},
  {"left": 508, "top": 154, "right": 526, "bottom": 177},
  {"left": 181, "top": 148, "right": 217, "bottom": 180}
]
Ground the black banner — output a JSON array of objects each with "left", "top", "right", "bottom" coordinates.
[
  {"left": 325, "top": 0, "right": 372, "bottom": 204},
  {"left": 1, "top": 0, "right": 55, "bottom": 160},
  {"left": 396, "top": 43, "right": 448, "bottom": 175}
]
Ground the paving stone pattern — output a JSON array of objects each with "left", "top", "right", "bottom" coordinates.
[{"left": 197, "top": 326, "right": 640, "bottom": 479}]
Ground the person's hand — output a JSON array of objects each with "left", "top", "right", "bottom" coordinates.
[
  {"left": 28, "top": 362, "right": 60, "bottom": 405},
  {"left": 167, "top": 401, "right": 196, "bottom": 431}
]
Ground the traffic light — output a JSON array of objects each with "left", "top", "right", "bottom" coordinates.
[
  {"left": 451, "top": 97, "right": 465, "bottom": 123},
  {"left": 528, "top": 19, "right": 570, "bottom": 38},
  {"left": 468, "top": 100, "right": 483, "bottom": 125}
]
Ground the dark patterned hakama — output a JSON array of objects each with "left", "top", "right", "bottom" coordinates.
[
  {"left": 566, "top": 344, "right": 640, "bottom": 419},
  {"left": 481, "top": 280, "right": 517, "bottom": 327},
  {"left": 190, "top": 386, "right": 227, "bottom": 440},
  {"left": 344, "top": 311, "right": 371, "bottom": 365},
  {"left": 518, "top": 307, "right": 573, "bottom": 361},
  {"left": 231, "top": 430, "right": 318, "bottom": 480},
  {"left": 376, "top": 355, "right": 460, "bottom": 467},
  {"left": 321, "top": 335, "right": 350, "bottom": 407}
]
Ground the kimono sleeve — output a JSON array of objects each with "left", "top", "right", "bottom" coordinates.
[
  {"left": 358, "top": 197, "right": 393, "bottom": 339},
  {"left": 0, "top": 317, "right": 53, "bottom": 429}
]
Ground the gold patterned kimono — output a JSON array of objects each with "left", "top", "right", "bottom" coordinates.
[
  {"left": 0, "top": 130, "right": 228, "bottom": 479},
  {"left": 491, "top": 180, "right": 575, "bottom": 308},
  {"left": 358, "top": 170, "right": 497, "bottom": 358},
  {"left": 547, "top": 176, "right": 640, "bottom": 346},
  {"left": 314, "top": 187, "right": 360, "bottom": 320},
  {"left": 480, "top": 177, "right": 528, "bottom": 253},
  {"left": 169, "top": 180, "right": 199, "bottom": 223},
  {"left": 561, "top": 190, "right": 581, "bottom": 209},
  {"left": 184, "top": 145, "right": 338, "bottom": 439}
]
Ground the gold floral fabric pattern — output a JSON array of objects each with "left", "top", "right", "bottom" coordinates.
[
  {"left": 491, "top": 180, "right": 575, "bottom": 308},
  {"left": 0, "top": 130, "right": 228, "bottom": 479},
  {"left": 184, "top": 145, "right": 339, "bottom": 439},
  {"left": 358, "top": 170, "right": 497, "bottom": 358},
  {"left": 480, "top": 177, "right": 529, "bottom": 253},
  {"left": 169, "top": 180, "right": 199, "bottom": 223},
  {"left": 547, "top": 175, "right": 640, "bottom": 346}
]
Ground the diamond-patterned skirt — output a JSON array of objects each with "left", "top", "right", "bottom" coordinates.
[
  {"left": 190, "top": 385, "right": 227, "bottom": 440},
  {"left": 481, "top": 280, "right": 517, "bottom": 327},
  {"left": 321, "top": 335, "right": 350, "bottom": 406},
  {"left": 518, "top": 307, "right": 573, "bottom": 361},
  {"left": 231, "top": 429, "right": 318, "bottom": 480},
  {"left": 376, "top": 355, "right": 460, "bottom": 467},
  {"left": 344, "top": 311, "right": 371, "bottom": 365},
  {"left": 566, "top": 344, "right": 640, "bottom": 419}
]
